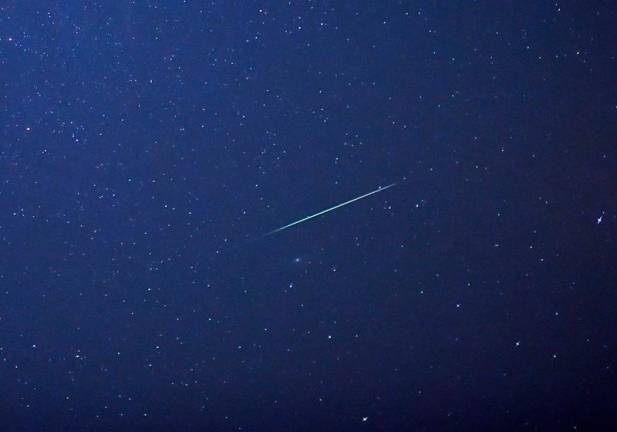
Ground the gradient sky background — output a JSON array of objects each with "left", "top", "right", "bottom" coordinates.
[{"left": 1, "top": 1, "right": 616, "bottom": 431}]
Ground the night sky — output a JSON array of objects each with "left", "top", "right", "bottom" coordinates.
[{"left": 1, "top": 1, "right": 616, "bottom": 431}]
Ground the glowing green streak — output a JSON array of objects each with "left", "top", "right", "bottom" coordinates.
[{"left": 266, "top": 182, "right": 397, "bottom": 236}]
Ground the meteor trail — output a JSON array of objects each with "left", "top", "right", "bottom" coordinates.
[{"left": 265, "top": 182, "right": 397, "bottom": 236}]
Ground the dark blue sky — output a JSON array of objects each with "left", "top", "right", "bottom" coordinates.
[{"left": 1, "top": 1, "right": 616, "bottom": 431}]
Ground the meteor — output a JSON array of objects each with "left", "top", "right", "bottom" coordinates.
[{"left": 265, "top": 182, "right": 397, "bottom": 236}]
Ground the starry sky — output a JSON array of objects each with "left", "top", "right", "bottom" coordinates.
[{"left": 1, "top": 1, "right": 616, "bottom": 431}]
